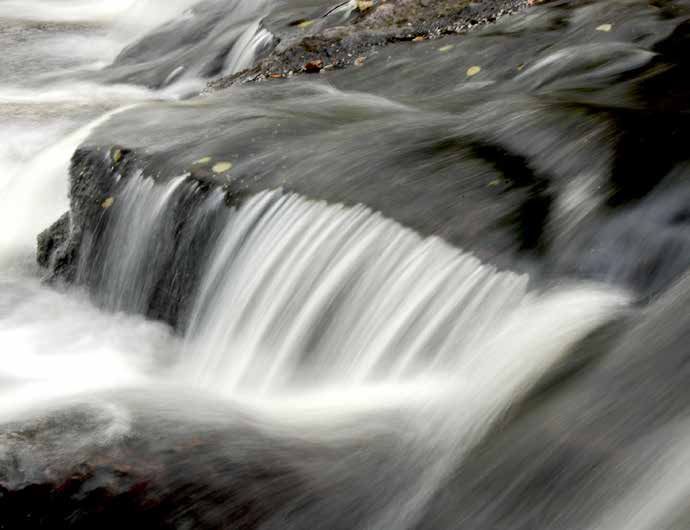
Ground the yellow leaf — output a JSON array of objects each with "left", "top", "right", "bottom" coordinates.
[
  {"left": 438, "top": 45, "right": 454, "bottom": 53},
  {"left": 212, "top": 162, "right": 233, "bottom": 174},
  {"left": 357, "top": 0, "right": 374, "bottom": 11},
  {"left": 297, "top": 19, "right": 315, "bottom": 28},
  {"left": 194, "top": 156, "right": 212, "bottom": 165},
  {"left": 112, "top": 149, "right": 122, "bottom": 163},
  {"left": 596, "top": 23, "right": 613, "bottom": 32},
  {"left": 101, "top": 197, "right": 114, "bottom": 209},
  {"left": 466, "top": 65, "right": 481, "bottom": 77}
]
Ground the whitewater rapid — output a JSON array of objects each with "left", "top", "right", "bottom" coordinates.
[
  {"left": 11, "top": 2, "right": 688, "bottom": 529},
  {"left": 0, "top": 0, "right": 190, "bottom": 421},
  {"left": 0, "top": 0, "right": 629, "bottom": 421}
]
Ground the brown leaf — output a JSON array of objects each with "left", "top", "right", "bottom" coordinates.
[{"left": 303, "top": 59, "right": 324, "bottom": 73}]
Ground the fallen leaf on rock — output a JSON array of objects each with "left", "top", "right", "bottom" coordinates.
[
  {"left": 270, "top": 73, "right": 283, "bottom": 78},
  {"left": 596, "top": 23, "right": 613, "bottom": 32},
  {"left": 466, "top": 65, "right": 481, "bottom": 77},
  {"left": 112, "top": 149, "right": 122, "bottom": 163},
  {"left": 297, "top": 19, "right": 315, "bottom": 28},
  {"left": 212, "top": 162, "right": 233, "bottom": 174},
  {"left": 438, "top": 45, "right": 454, "bottom": 52},
  {"left": 357, "top": 0, "right": 374, "bottom": 11},
  {"left": 101, "top": 197, "right": 114, "bottom": 209},
  {"left": 303, "top": 59, "right": 324, "bottom": 73},
  {"left": 354, "top": 56, "right": 366, "bottom": 66},
  {"left": 412, "top": 36, "right": 426, "bottom": 42},
  {"left": 194, "top": 156, "right": 212, "bottom": 165}
]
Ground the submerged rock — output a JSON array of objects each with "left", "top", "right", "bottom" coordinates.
[
  {"left": 38, "top": 0, "right": 690, "bottom": 318},
  {"left": 97, "top": 0, "right": 528, "bottom": 90},
  {"left": 37, "top": 212, "right": 71, "bottom": 278},
  {"left": 0, "top": 390, "right": 426, "bottom": 530},
  {"left": 207, "top": 0, "right": 530, "bottom": 89}
]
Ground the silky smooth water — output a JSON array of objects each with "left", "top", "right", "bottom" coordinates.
[{"left": 1, "top": 1, "right": 689, "bottom": 528}]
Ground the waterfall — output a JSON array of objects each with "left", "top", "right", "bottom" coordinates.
[
  {"left": 224, "top": 20, "right": 273, "bottom": 76},
  {"left": 76, "top": 173, "right": 626, "bottom": 399},
  {"left": 5, "top": 0, "right": 687, "bottom": 527},
  {"left": 0, "top": 107, "right": 132, "bottom": 266},
  {"left": 183, "top": 190, "right": 531, "bottom": 394}
]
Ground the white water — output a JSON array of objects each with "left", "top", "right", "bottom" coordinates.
[
  {"left": 185, "top": 191, "right": 532, "bottom": 394},
  {"left": 74, "top": 169, "right": 625, "bottom": 405},
  {"left": 0, "top": 0, "right": 233, "bottom": 415},
  {"left": 0, "top": 108, "right": 137, "bottom": 264},
  {"left": 224, "top": 20, "right": 274, "bottom": 75},
  {"left": 55, "top": 170, "right": 628, "bottom": 529},
  {"left": 0, "top": 0, "right": 628, "bottom": 424},
  {"left": 0, "top": 1, "right": 644, "bottom": 527}
]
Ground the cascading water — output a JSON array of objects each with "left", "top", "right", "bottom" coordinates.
[
  {"left": 47, "top": 171, "right": 626, "bottom": 528},
  {"left": 184, "top": 190, "right": 533, "bottom": 394},
  {"left": 2, "top": 0, "right": 690, "bottom": 528}
]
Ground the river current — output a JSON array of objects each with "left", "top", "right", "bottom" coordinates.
[{"left": 2, "top": 1, "right": 690, "bottom": 529}]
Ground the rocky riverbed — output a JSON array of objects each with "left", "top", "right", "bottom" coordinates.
[
  {"left": 39, "top": 0, "right": 690, "bottom": 324},
  {"left": 4, "top": 0, "right": 690, "bottom": 529}
]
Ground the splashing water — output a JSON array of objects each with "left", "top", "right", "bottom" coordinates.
[
  {"left": 69, "top": 173, "right": 627, "bottom": 403},
  {"left": 184, "top": 191, "right": 532, "bottom": 394},
  {"left": 5, "top": 0, "right": 689, "bottom": 528}
]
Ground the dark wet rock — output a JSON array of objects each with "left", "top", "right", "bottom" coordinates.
[
  {"left": 37, "top": 147, "right": 132, "bottom": 284},
  {"left": 98, "top": 0, "right": 529, "bottom": 90},
  {"left": 18, "top": 2, "right": 690, "bottom": 528},
  {"left": 418, "top": 271, "right": 690, "bottom": 530},
  {"left": 4, "top": 274, "right": 690, "bottom": 530},
  {"left": 0, "top": 390, "right": 424, "bottom": 530},
  {"left": 38, "top": 0, "right": 690, "bottom": 325},
  {"left": 208, "top": 0, "right": 530, "bottom": 89},
  {"left": 36, "top": 145, "right": 231, "bottom": 330},
  {"left": 101, "top": 0, "right": 274, "bottom": 89},
  {"left": 37, "top": 213, "right": 70, "bottom": 274}
]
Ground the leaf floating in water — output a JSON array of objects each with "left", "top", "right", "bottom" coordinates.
[
  {"left": 467, "top": 65, "right": 482, "bottom": 77},
  {"left": 212, "top": 162, "right": 233, "bottom": 174},
  {"left": 596, "top": 23, "right": 613, "bottom": 32},
  {"left": 101, "top": 197, "right": 114, "bottom": 209},
  {"left": 297, "top": 19, "right": 315, "bottom": 29},
  {"left": 194, "top": 157, "right": 212, "bottom": 165},
  {"left": 438, "top": 45, "right": 454, "bottom": 53}
]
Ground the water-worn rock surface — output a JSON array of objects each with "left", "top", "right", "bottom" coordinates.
[
  {"left": 3, "top": 273, "right": 690, "bottom": 529},
  {"left": 40, "top": 0, "right": 690, "bottom": 322},
  {"left": 0, "top": 391, "right": 423, "bottom": 530},
  {"left": 100, "top": 0, "right": 530, "bottom": 89},
  {"left": 208, "top": 0, "right": 530, "bottom": 87},
  {"left": 15, "top": 2, "right": 690, "bottom": 528}
]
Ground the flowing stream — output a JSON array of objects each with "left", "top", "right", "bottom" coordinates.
[{"left": 1, "top": 1, "right": 690, "bottom": 528}]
